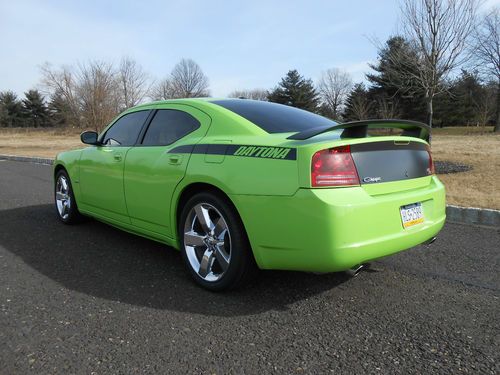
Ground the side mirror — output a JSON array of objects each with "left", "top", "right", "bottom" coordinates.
[{"left": 80, "top": 131, "right": 100, "bottom": 145}]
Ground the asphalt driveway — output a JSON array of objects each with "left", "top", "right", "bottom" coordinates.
[{"left": 0, "top": 160, "right": 498, "bottom": 374}]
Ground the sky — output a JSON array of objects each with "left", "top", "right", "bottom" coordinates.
[{"left": 0, "top": 0, "right": 498, "bottom": 98}]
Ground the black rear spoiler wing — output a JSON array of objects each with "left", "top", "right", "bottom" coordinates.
[{"left": 287, "top": 119, "right": 430, "bottom": 142}]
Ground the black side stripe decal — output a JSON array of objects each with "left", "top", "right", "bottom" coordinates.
[
  {"left": 169, "top": 144, "right": 297, "bottom": 160},
  {"left": 168, "top": 144, "right": 195, "bottom": 153}
]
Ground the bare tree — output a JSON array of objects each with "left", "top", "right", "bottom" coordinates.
[
  {"left": 149, "top": 78, "right": 177, "bottom": 100},
  {"left": 377, "top": 96, "right": 401, "bottom": 119},
  {"left": 386, "top": 0, "right": 478, "bottom": 127},
  {"left": 473, "top": 8, "right": 500, "bottom": 131},
  {"left": 318, "top": 68, "right": 353, "bottom": 120},
  {"left": 474, "top": 83, "right": 496, "bottom": 127},
  {"left": 170, "top": 58, "right": 210, "bottom": 98},
  {"left": 42, "top": 58, "right": 153, "bottom": 130},
  {"left": 228, "top": 88, "right": 268, "bottom": 100},
  {"left": 40, "top": 63, "right": 82, "bottom": 127},
  {"left": 77, "top": 61, "right": 119, "bottom": 132},
  {"left": 350, "top": 96, "right": 372, "bottom": 120},
  {"left": 345, "top": 84, "right": 373, "bottom": 120},
  {"left": 118, "top": 56, "right": 150, "bottom": 109}
]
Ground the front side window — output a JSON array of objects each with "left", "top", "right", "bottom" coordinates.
[
  {"left": 141, "top": 110, "right": 200, "bottom": 146},
  {"left": 102, "top": 110, "right": 150, "bottom": 146}
]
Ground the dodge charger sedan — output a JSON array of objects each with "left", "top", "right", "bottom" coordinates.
[{"left": 53, "top": 99, "right": 446, "bottom": 290}]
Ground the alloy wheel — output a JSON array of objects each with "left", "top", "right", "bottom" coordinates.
[
  {"left": 183, "top": 203, "right": 232, "bottom": 282},
  {"left": 55, "top": 175, "right": 71, "bottom": 220}
]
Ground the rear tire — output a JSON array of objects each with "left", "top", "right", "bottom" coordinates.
[
  {"left": 54, "top": 169, "right": 84, "bottom": 224},
  {"left": 179, "top": 192, "right": 257, "bottom": 291}
]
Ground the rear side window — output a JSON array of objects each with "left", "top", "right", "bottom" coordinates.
[
  {"left": 141, "top": 110, "right": 200, "bottom": 146},
  {"left": 102, "top": 110, "right": 150, "bottom": 146},
  {"left": 212, "top": 99, "right": 337, "bottom": 133}
]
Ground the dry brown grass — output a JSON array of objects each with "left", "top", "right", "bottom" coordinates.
[
  {"left": 431, "top": 126, "right": 495, "bottom": 136},
  {"left": 431, "top": 130, "right": 500, "bottom": 210},
  {"left": 1, "top": 126, "right": 499, "bottom": 209},
  {"left": 0, "top": 127, "right": 82, "bottom": 158}
]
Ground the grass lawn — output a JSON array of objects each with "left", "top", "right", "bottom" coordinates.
[
  {"left": 0, "top": 127, "right": 82, "bottom": 158},
  {"left": 431, "top": 127, "right": 499, "bottom": 210},
  {"left": 1, "top": 126, "right": 499, "bottom": 210}
]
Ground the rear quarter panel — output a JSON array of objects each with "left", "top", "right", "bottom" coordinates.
[
  {"left": 169, "top": 107, "right": 302, "bottom": 246},
  {"left": 170, "top": 135, "right": 300, "bottom": 246},
  {"left": 182, "top": 136, "right": 300, "bottom": 196}
]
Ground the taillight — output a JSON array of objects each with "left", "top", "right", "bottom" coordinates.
[
  {"left": 427, "top": 147, "right": 435, "bottom": 175},
  {"left": 311, "top": 145, "right": 360, "bottom": 187}
]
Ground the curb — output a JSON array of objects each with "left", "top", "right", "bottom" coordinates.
[
  {"left": 0, "top": 154, "right": 53, "bottom": 165},
  {"left": 1, "top": 154, "right": 499, "bottom": 228},
  {"left": 446, "top": 205, "right": 499, "bottom": 228}
]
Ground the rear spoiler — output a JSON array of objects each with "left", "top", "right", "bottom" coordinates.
[{"left": 287, "top": 119, "right": 431, "bottom": 142}]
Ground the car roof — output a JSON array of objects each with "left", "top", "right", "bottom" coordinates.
[{"left": 130, "top": 98, "right": 340, "bottom": 137}]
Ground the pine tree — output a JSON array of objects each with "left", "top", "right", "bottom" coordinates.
[
  {"left": 432, "top": 70, "right": 495, "bottom": 127},
  {"left": 453, "top": 70, "right": 485, "bottom": 126},
  {"left": 267, "top": 70, "right": 319, "bottom": 112},
  {"left": 0, "top": 91, "right": 23, "bottom": 127},
  {"left": 22, "top": 89, "right": 50, "bottom": 127},
  {"left": 0, "top": 101, "right": 8, "bottom": 127},
  {"left": 367, "top": 36, "right": 426, "bottom": 122},
  {"left": 48, "top": 90, "right": 72, "bottom": 127},
  {"left": 432, "top": 82, "right": 455, "bottom": 127},
  {"left": 343, "top": 83, "right": 373, "bottom": 121}
]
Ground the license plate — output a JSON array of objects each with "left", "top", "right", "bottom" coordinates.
[{"left": 400, "top": 203, "right": 424, "bottom": 228}]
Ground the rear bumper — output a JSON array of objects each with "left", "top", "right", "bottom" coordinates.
[{"left": 231, "top": 176, "right": 446, "bottom": 272}]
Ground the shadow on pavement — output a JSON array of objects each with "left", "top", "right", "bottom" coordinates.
[{"left": 0, "top": 204, "right": 349, "bottom": 316}]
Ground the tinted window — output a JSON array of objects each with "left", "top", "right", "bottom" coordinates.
[
  {"left": 212, "top": 99, "right": 337, "bottom": 133},
  {"left": 102, "top": 110, "right": 150, "bottom": 146},
  {"left": 141, "top": 110, "right": 200, "bottom": 146}
]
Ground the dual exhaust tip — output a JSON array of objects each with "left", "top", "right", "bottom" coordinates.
[
  {"left": 345, "top": 264, "right": 366, "bottom": 277},
  {"left": 345, "top": 236, "right": 437, "bottom": 277},
  {"left": 424, "top": 236, "right": 437, "bottom": 246}
]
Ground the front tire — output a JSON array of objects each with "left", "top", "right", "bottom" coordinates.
[
  {"left": 54, "top": 169, "right": 83, "bottom": 224},
  {"left": 179, "top": 192, "right": 256, "bottom": 291}
]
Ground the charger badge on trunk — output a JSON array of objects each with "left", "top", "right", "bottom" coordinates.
[{"left": 363, "top": 176, "right": 382, "bottom": 183}]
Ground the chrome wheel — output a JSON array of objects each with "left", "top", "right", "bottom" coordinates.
[
  {"left": 183, "top": 203, "right": 231, "bottom": 282},
  {"left": 55, "top": 175, "right": 71, "bottom": 220}
]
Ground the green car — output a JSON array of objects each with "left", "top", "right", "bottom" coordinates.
[{"left": 53, "top": 99, "right": 446, "bottom": 290}]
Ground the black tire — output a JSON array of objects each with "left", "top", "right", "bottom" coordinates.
[
  {"left": 179, "top": 191, "right": 257, "bottom": 291},
  {"left": 54, "top": 169, "right": 84, "bottom": 224}
]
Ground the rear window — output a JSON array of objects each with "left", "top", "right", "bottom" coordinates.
[
  {"left": 142, "top": 109, "right": 200, "bottom": 146},
  {"left": 212, "top": 99, "right": 337, "bottom": 133}
]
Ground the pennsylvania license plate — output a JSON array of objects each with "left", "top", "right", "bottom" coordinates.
[{"left": 400, "top": 203, "right": 424, "bottom": 228}]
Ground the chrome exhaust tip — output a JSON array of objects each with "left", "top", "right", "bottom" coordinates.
[
  {"left": 345, "top": 264, "right": 365, "bottom": 277},
  {"left": 424, "top": 236, "right": 437, "bottom": 246}
]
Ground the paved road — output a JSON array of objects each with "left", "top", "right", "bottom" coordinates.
[{"left": 0, "top": 160, "right": 498, "bottom": 374}]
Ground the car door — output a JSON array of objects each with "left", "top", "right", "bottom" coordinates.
[
  {"left": 123, "top": 105, "right": 211, "bottom": 237},
  {"left": 79, "top": 110, "right": 151, "bottom": 223}
]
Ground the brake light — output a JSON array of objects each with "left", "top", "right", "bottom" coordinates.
[
  {"left": 427, "top": 147, "right": 435, "bottom": 175},
  {"left": 311, "top": 145, "right": 360, "bottom": 187}
]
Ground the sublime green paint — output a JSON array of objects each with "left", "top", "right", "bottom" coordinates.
[{"left": 54, "top": 98, "right": 446, "bottom": 272}]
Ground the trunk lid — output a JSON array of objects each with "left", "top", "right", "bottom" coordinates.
[
  {"left": 296, "top": 135, "right": 434, "bottom": 194},
  {"left": 350, "top": 140, "right": 432, "bottom": 185}
]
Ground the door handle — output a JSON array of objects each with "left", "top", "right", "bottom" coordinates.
[
  {"left": 168, "top": 154, "right": 182, "bottom": 165},
  {"left": 114, "top": 153, "right": 122, "bottom": 162}
]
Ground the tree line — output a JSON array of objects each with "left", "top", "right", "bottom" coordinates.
[
  {"left": 260, "top": 2, "right": 499, "bottom": 131},
  {"left": 0, "top": 57, "right": 210, "bottom": 131},
  {"left": 0, "top": 0, "right": 498, "bottom": 131}
]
